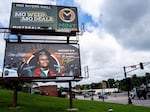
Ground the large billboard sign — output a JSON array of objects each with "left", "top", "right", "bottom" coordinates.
[
  {"left": 9, "top": 3, "right": 79, "bottom": 36},
  {"left": 3, "top": 43, "right": 81, "bottom": 81}
]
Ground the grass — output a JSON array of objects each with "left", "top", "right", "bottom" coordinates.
[{"left": 0, "top": 88, "right": 150, "bottom": 112}]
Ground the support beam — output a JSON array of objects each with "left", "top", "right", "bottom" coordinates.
[
  {"left": 67, "top": 81, "right": 78, "bottom": 111},
  {"left": 17, "top": 34, "right": 21, "bottom": 43},
  {"left": 13, "top": 81, "right": 18, "bottom": 107},
  {"left": 69, "top": 81, "right": 73, "bottom": 109},
  {"left": 67, "top": 36, "right": 70, "bottom": 44}
]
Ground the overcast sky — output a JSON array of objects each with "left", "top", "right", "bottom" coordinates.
[{"left": 0, "top": 0, "right": 150, "bottom": 85}]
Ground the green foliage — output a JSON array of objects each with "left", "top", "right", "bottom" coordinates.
[
  {"left": 107, "top": 78, "right": 115, "bottom": 88},
  {"left": 0, "top": 80, "right": 24, "bottom": 91},
  {"left": 0, "top": 89, "right": 150, "bottom": 112},
  {"left": 74, "top": 73, "right": 150, "bottom": 92}
]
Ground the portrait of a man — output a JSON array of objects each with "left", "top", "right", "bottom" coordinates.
[
  {"left": 17, "top": 49, "right": 58, "bottom": 78},
  {"left": 33, "top": 49, "right": 57, "bottom": 77}
]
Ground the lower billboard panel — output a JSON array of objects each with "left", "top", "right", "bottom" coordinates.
[{"left": 3, "top": 43, "right": 81, "bottom": 81}]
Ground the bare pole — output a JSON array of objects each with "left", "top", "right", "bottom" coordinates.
[
  {"left": 13, "top": 81, "right": 18, "bottom": 107},
  {"left": 69, "top": 81, "right": 73, "bottom": 109},
  {"left": 123, "top": 66, "right": 132, "bottom": 104}
]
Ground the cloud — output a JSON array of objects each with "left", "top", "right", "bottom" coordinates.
[
  {"left": 101, "top": 0, "right": 150, "bottom": 50},
  {"left": 74, "top": 0, "right": 103, "bottom": 23},
  {"left": 75, "top": 0, "right": 150, "bottom": 50},
  {"left": 72, "top": 0, "right": 150, "bottom": 84},
  {"left": 78, "top": 21, "right": 150, "bottom": 84},
  {"left": 79, "top": 26, "right": 123, "bottom": 82}
]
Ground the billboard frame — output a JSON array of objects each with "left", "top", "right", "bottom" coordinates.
[{"left": 2, "top": 41, "right": 82, "bottom": 82}]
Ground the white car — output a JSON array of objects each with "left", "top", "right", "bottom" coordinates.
[{"left": 3, "top": 68, "right": 18, "bottom": 77}]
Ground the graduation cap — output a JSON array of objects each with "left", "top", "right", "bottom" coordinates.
[{"left": 34, "top": 49, "right": 51, "bottom": 58}]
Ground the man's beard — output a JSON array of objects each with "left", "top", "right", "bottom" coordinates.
[{"left": 40, "top": 66, "right": 49, "bottom": 71}]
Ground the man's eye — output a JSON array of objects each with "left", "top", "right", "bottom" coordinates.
[{"left": 42, "top": 59, "right": 48, "bottom": 61}]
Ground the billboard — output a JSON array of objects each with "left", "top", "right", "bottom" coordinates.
[
  {"left": 9, "top": 3, "right": 79, "bottom": 35},
  {"left": 3, "top": 43, "right": 81, "bottom": 80}
]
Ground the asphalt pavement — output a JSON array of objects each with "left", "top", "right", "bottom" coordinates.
[{"left": 76, "top": 95, "right": 150, "bottom": 107}]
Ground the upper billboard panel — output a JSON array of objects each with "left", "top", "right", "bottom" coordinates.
[
  {"left": 9, "top": 3, "right": 79, "bottom": 36},
  {"left": 3, "top": 43, "right": 81, "bottom": 80}
]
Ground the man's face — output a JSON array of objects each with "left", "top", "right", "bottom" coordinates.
[{"left": 38, "top": 54, "right": 49, "bottom": 69}]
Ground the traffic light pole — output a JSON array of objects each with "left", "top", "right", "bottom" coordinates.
[
  {"left": 123, "top": 62, "right": 145, "bottom": 104},
  {"left": 123, "top": 67, "right": 132, "bottom": 104}
]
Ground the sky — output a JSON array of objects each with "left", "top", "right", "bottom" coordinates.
[{"left": 1, "top": 0, "right": 150, "bottom": 86}]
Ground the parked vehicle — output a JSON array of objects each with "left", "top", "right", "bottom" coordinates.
[
  {"left": 130, "top": 83, "right": 150, "bottom": 99},
  {"left": 130, "top": 88, "right": 137, "bottom": 99},
  {"left": 98, "top": 93, "right": 107, "bottom": 99},
  {"left": 83, "top": 93, "right": 90, "bottom": 98}
]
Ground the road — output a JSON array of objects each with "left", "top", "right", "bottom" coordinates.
[{"left": 76, "top": 95, "right": 150, "bottom": 107}]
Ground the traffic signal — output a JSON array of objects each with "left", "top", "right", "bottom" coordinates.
[{"left": 140, "top": 62, "right": 144, "bottom": 69}]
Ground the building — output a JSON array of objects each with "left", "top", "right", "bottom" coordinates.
[{"left": 33, "top": 85, "right": 58, "bottom": 97}]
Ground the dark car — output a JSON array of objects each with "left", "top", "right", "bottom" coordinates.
[
  {"left": 137, "top": 88, "right": 147, "bottom": 99},
  {"left": 83, "top": 93, "right": 90, "bottom": 98},
  {"left": 98, "top": 94, "right": 108, "bottom": 99}
]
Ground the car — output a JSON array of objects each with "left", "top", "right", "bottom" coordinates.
[
  {"left": 83, "top": 93, "right": 90, "bottom": 98},
  {"left": 98, "top": 94, "right": 108, "bottom": 99},
  {"left": 3, "top": 68, "right": 18, "bottom": 77},
  {"left": 130, "top": 88, "right": 137, "bottom": 99}
]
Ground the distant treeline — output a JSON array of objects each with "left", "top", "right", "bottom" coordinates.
[{"left": 74, "top": 73, "right": 150, "bottom": 92}]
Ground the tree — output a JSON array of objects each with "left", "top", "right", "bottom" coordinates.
[
  {"left": 145, "top": 73, "right": 150, "bottom": 83},
  {"left": 107, "top": 78, "right": 115, "bottom": 88},
  {"left": 0, "top": 80, "right": 24, "bottom": 91},
  {"left": 119, "top": 79, "right": 127, "bottom": 91},
  {"left": 90, "top": 83, "right": 101, "bottom": 89},
  {"left": 74, "top": 84, "right": 82, "bottom": 90}
]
